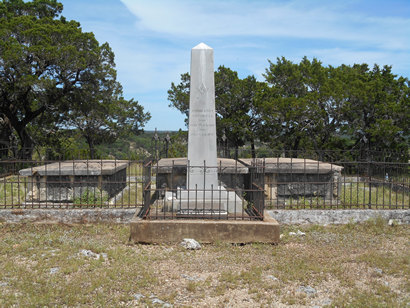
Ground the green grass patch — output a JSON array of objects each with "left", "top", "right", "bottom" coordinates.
[
  {"left": 0, "top": 176, "right": 27, "bottom": 206},
  {"left": 265, "top": 182, "right": 409, "bottom": 209},
  {"left": 340, "top": 183, "right": 409, "bottom": 208}
]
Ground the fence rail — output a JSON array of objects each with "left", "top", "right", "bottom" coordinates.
[{"left": 0, "top": 156, "right": 408, "bottom": 213}]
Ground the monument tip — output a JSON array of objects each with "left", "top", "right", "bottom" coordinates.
[{"left": 193, "top": 42, "right": 212, "bottom": 50}]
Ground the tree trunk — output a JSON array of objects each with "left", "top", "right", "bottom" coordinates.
[
  {"left": 16, "top": 127, "right": 33, "bottom": 160},
  {"left": 291, "top": 136, "right": 301, "bottom": 158},
  {"left": 86, "top": 136, "right": 96, "bottom": 159},
  {"left": 0, "top": 119, "right": 11, "bottom": 159},
  {"left": 251, "top": 139, "right": 256, "bottom": 159}
]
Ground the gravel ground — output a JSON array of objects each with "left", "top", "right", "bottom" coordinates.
[{"left": 0, "top": 218, "right": 408, "bottom": 307}]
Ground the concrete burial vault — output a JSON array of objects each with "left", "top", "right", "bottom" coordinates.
[
  {"left": 130, "top": 43, "right": 279, "bottom": 244},
  {"left": 19, "top": 160, "right": 128, "bottom": 205}
]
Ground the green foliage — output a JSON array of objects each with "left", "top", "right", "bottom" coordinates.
[
  {"left": 168, "top": 66, "right": 267, "bottom": 158},
  {"left": 73, "top": 188, "right": 108, "bottom": 206},
  {"left": 0, "top": 176, "right": 26, "bottom": 205},
  {"left": 263, "top": 58, "right": 409, "bottom": 157},
  {"left": 168, "top": 57, "right": 409, "bottom": 159},
  {"left": 167, "top": 129, "right": 187, "bottom": 158},
  {"left": 0, "top": 0, "right": 150, "bottom": 159}
]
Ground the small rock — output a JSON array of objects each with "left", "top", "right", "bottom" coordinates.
[
  {"left": 321, "top": 298, "right": 332, "bottom": 306},
  {"left": 279, "top": 234, "right": 284, "bottom": 239},
  {"left": 374, "top": 268, "right": 383, "bottom": 275},
  {"left": 266, "top": 275, "right": 278, "bottom": 281},
  {"left": 149, "top": 295, "right": 173, "bottom": 307},
  {"left": 181, "top": 274, "right": 202, "bottom": 281},
  {"left": 388, "top": 219, "right": 400, "bottom": 226},
  {"left": 0, "top": 281, "right": 8, "bottom": 287},
  {"left": 49, "top": 267, "right": 59, "bottom": 275},
  {"left": 133, "top": 293, "right": 144, "bottom": 301},
  {"left": 289, "top": 230, "right": 306, "bottom": 236},
  {"left": 79, "top": 249, "right": 98, "bottom": 258},
  {"left": 181, "top": 238, "right": 201, "bottom": 250},
  {"left": 78, "top": 249, "right": 106, "bottom": 260},
  {"left": 297, "top": 285, "right": 317, "bottom": 295},
  {"left": 151, "top": 298, "right": 165, "bottom": 305}
]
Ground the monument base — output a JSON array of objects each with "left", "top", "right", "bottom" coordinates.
[
  {"left": 177, "top": 209, "right": 228, "bottom": 219},
  {"left": 173, "top": 186, "right": 244, "bottom": 214},
  {"left": 129, "top": 210, "right": 280, "bottom": 244}
]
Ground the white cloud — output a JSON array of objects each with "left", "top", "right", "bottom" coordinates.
[
  {"left": 120, "top": 0, "right": 410, "bottom": 50},
  {"left": 79, "top": 0, "right": 409, "bottom": 130}
]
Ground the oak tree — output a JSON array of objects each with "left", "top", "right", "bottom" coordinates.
[{"left": 0, "top": 0, "right": 150, "bottom": 158}]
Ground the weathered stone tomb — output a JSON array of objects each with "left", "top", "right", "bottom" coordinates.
[
  {"left": 19, "top": 160, "right": 128, "bottom": 204},
  {"left": 155, "top": 157, "right": 343, "bottom": 206}
]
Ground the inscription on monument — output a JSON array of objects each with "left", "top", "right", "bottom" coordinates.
[{"left": 189, "top": 109, "right": 215, "bottom": 137}]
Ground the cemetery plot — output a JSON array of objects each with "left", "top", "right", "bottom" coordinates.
[{"left": 0, "top": 161, "right": 145, "bottom": 208}]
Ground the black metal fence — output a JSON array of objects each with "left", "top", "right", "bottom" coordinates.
[
  {"left": 0, "top": 152, "right": 408, "bottom": 215},
  {"left": 261, "top": 157, "right": 408, "bottom": 210},
  {"left": 0, "top": 159, "right": 145, "bottom": 209},
  {"left": 137, "top": 159, "right": 266, "bottom": 220}
]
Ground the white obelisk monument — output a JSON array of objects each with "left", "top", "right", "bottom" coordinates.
[
  {"left": 187, "top": 43, "right": 218, "bottom": 191},
  {"left": 177, "top": 43, "right": 242, "bottom": 215}
]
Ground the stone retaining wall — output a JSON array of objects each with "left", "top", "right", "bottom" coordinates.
[
  {"left": 0, "top": 209, "right": 136, "bottom": 224},
  {"left": 0, "top": 209, "right": 408, "bottom": 224},
  {"left": 269, "top": 209, "right": 410, "bottom": 225}
]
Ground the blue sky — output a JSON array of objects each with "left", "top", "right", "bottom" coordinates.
[{"left": 60, "top": 0, "right": 410, "bottom": 131}]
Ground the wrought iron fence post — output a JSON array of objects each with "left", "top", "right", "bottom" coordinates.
[
  {"left": 153, "top": 128, "right": 159, "bottom": 161},
  {"left": 138, "top": 159, "right": 152, "bottom": 218},
  {"left": 164, "top": 133, "right": 171, "bottom": 158},
  {"left": 368, "top": 155, "right": 372, "bottom": 209},
  {"left": 221, "top": 133, "right": 227, "bottom": 158}
]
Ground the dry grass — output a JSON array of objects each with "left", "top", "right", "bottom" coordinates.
[{"left": 0, "top": 218, "right": 408, "bottom": 307}]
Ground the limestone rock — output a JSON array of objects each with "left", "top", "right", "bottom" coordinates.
[
  {"left": 289, "top": 230, "right": 306, "bottom": 236},
  {"left": 78, "top": 249, "right": 107, "bottom": 260},
  {"left": 181, "top": 238, "right": 201, "bottom": 250},
  {"left": 266, "top": 275, "right": 278, "bottom": 281},
  {"left": 297, "top": 285, "right": 317, "bottom": 295}
]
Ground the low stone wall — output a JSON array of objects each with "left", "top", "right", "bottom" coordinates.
[
  {"left": 0, "top": 209, "right": 408, "bottom": 225},
  {"left": 0, "top": 209, "right": 136, "bottom": 224},
  {"left": 269, "top": 209, "right": 410, "bottom": 225}
]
